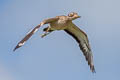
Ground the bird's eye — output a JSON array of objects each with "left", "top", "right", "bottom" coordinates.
[{"left": 68, "top": 12, "right": 74, "bottom": 17}]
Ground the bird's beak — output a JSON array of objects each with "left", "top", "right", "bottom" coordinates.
[
  {"left": 75, "top": 15, "right": 81, "bottom": 18},
  {"left": 77, "top": 16, "right": 81, "bottom": 18}
]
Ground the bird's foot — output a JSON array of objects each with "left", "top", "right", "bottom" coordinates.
[{"left": 41, "top": 32, "right": 50, "bottom": 38}]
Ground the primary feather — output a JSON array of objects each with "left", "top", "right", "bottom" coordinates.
[{"left": 13, "top": 12, "right": 95, "bottom": 73}]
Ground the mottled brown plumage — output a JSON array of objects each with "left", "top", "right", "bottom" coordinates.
[{"left": 14, "top": 12, "right": 95, "bottom": 73}]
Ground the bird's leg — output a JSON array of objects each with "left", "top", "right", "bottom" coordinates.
[
  {"left": 41, "top": 26, "right": 53, "bottom": 38},
  {"left": 41, "top": 32, "right": 50, "bottom": 38}
]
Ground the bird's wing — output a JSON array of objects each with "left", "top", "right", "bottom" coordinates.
[
  {"left": 64, "top": 22, "right": 95, "bottom": 73},
  {"left": 13, "top": 17, "right": 59, "bottom": 51}
]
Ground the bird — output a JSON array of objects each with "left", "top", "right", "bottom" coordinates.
[{"left": 13, "top": 12, "right": 95, "bottom": 73}]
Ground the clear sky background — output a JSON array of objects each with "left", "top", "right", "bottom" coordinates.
[{"left": 0, "top": 0, "right": 120, "bottom": 80}]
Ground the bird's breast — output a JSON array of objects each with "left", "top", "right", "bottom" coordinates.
[{"left": 50, "top": 19, "right": 68, "bottom": 30}]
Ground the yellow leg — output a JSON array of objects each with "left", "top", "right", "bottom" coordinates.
[
  {"left": 41, "top": 32, "right": 50, "bottom": 38},
  {"left": 41, "top": 27, "right": 53, "bottom": 38}
]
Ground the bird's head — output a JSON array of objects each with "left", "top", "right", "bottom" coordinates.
[{"left": 68, "top": 12, "right": 81, "bottom": 20}]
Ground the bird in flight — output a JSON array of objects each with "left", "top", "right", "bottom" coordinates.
[{"left": 13, "top": 12, "right": 95, "bottom": 73}]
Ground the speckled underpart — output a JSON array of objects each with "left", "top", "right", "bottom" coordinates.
[{"left": 14, "top": 12, "right": 95, "bottom": 73}]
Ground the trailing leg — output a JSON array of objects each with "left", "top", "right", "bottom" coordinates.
[{"left": 41, "top": 26, "right": 54, "bottom": 38}]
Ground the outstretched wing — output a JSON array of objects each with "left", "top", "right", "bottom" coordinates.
[
  {"left": 13, "top": 17, "right": 59, "bottom": 51},
  {"left": 64, "top": 22, "right": 95, "bottom": 73}
]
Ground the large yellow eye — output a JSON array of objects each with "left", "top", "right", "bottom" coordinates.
[{"left": 68, "top": 12, "right": 74, "bottom": 17}]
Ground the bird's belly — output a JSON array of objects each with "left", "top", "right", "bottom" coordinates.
[
  {"left": 50, "top": 20, "right": 68, "bottom": 30},
  {"left": 51, "top": 25, "right": 67, "bottom": 30}
]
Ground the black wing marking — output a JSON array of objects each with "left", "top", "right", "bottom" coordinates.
[
  {"left": 13, "top": 17, "right": 59, "bottom": 51},
  {"left": 64, "top": 23, "right": 95, "bottom": 73},
  {"left": 13, "top": 24, "right": 41, "bottom": 51}
]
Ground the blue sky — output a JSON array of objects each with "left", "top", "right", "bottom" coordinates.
[{"left": 0, "top": 0, "right": 120, "bottom": 80}]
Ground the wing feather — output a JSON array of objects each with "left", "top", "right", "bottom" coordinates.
[
  {"left": 64, "top": 22, "right": 95, "bottom": 73},
  {"left": 13, "top": 17, "right": 59, "bottom": 51},
  {"left": 13, "top": 24, "right": 41, "bottom": 51}
]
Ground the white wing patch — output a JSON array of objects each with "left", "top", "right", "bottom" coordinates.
[
  {"left": 13, "top": 24, "right": 41, "bottom": 51},
  {"left": 33, "top": 28, "right": 39, "bottom": 33},
  {"left": 18, "top": 42, "right": 25, "bottom": 46}
]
